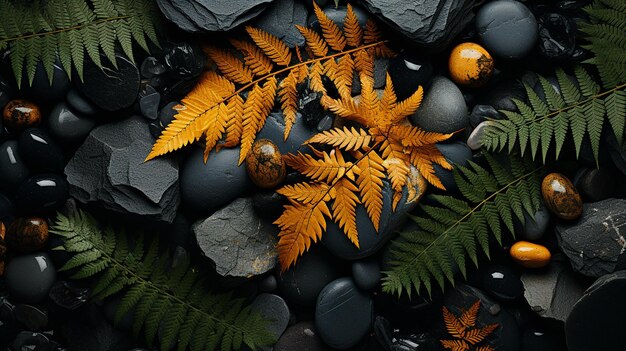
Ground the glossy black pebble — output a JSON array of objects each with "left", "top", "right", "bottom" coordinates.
[
  {"left": 0, "top": 141, "right": 29, "bottom": 193},
  {"left": 5, "top": 253, "right": 56, "bottom": 303},
  {"left": 66, "top": 89, "right": 99, "bottom": 116},
  {"left": 482, "top": 264, "right": 524, "bottom": 302},
  {"left": 18, "top": 128, "right": 64, "bottom": 172},
  {"left": 15, "top": 174, "right": 69, "bottom": 213}
]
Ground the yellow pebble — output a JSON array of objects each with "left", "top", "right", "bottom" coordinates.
[
  {"left": 510, "top": 241, "right": 551, "bottom": 268},
  {"left": 448, "top": 42, "right": 494, "bottom": 87}
]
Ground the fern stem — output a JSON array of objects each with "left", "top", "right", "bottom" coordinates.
[{"left": 0, "top": 15, "right": 132, "bottom": 45}]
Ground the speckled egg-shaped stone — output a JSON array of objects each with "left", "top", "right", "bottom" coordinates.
[
  {"left": 449, "top": 42, "right": 494, "bottom": 87},
  {"left": 246, "top": 139, "right": 286, "bottom": 189},
  {"left": 510, "top": 241, "right": 551, "bottom": 268},
  {"left": 6, "top": 217, "right": 49, "bottom": 253},
  {"left": 541, "top": 173, "right": 582, "bottom": 220},
  {"left": 2, "top": 100, "right": 41, "bottom": 132}
]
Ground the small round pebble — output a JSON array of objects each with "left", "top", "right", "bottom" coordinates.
[
  {"left": 476, "top": 0, "right": 538, "bottom": 60},
  {"left": 351, "top": 259, "right": 381, "bottom": 291},
  {"left": 467, "top": 121, "right": 495, "bottom": 150},
  {"left": 387, "top": 52, "right": 433, "bottom": 100},
  {"left": 510, "top": 241, "right": 551, "bottom": 268},
  {"left": 522, "top": 205, "right": 550, "bottom": 241},
  {"left": 5, "top": 253, "right": 56, "bottom": 303},
  {"left": 6, "top": 217, "right": 49, "bottom": 253},
  {"left": 448, "top": 42, "right": 494, "bottom": 87},
  {"left": 47, "top": 102, "right": 97, "bottom": 144},
  {"left": 410, "top": 76, "right": 468, "bottom": 134},
  {"left": 66, "top": 89, "right": 99, "bottom": 116},
  {"left": 482, "top": 264, "right": 524, "bottom": 302},
  {"left": 2, "top": 100, "right": 41, "bottom": 132},
  {"left": 278, "top": 249, "right": 339, "bottom": 306},
  {"left": 0, "top": 141, "right": 30, "bottom": 193},
  {"left": 259, "top": 274, "right": 278, "bottom": 292},
  {"left": 250, "top": 293, "right": 290, "bottom": 341},
  {"left": 541, "top": 173, "right": 582, "bottom": 220},
  {"left": 245, "top": 139, "right": 286, "bottom": 189},
  {"left": 14, "top": 173, "right": 69, "bottom": 213},
  {"left": 18, "top": 128, "right": 64, "bottom": 172}
]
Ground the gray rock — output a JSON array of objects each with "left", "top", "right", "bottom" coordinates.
[
  {"left": 278, "top": 248, "right": 339, "bottom": 306},
  {"left": 192, "top": 197, "right": 277, "bottom": 278},
  {"left": 307, "top": 4, "right": 369, "bottom": 28},
  {"left": 522, "top": 204, "right": 550, "bottom": 241},
  {"left": 352, "top": 259, "right": 381, "bottom": 291},
  {"left": 433, "top": 142, "right": 473, "bottom": 192},
  {"left": 257, "top": 111, "right": 317, "bottom": 155},
  {"left": 556, "top": 198, "right": 626, "bottom": 277},
  {"left": 411, "top": 76, "right": 468, "bottom": 134},
  {"left": 521, "top": 259, "right": 588, "bottom": 322},
  {"left": 159, "top": 0, "right": 274, "bottom": 32},
  {"left": 467, "top": 121, "right": 495, "bottom": 150},
  {"left": 180, "top": 147, "right": 250, "bottom": 214},
  {"left": 476, "top": 0, "right": 538, "bottom": 60},
  {"left": 65, "top": 117, "right": 180, "bottom": 223},
  {"left": 251, "top": 294, "right": 290, "bottom": 342},
  {"left": 5, "top": 253, "right": 56, "bottom": 304},
  {"left": 315, "top": 278, "right": 373, "bottom": 349},
  {"left": 566, "top": 270, "right": 626, "bottom": 351},
  {"left": 361, "top": 0, "right": 479, "bottom": 49},
  {"left": 254, "top": 0, "right": 308, "bottom": 48},
  {"left": 573, "top": 168, "right": 623, "bottom": 203},
  {"left": 275, "top": 321, "right": 329, "bottom": 351},
  {"left": 351, "top": 58, "right": 389, "bottom": 95},
  {"left": 259, "top": 275, "right": 277, "bottom": 292}
]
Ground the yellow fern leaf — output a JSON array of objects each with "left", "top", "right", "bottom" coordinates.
[
  {"left": 200, "top": 71, "right": 236, "bottom": 98},
  {"left": 460, "top": 300, "right": 481, "bottom": 329},
  {"left": 440, "top": 340, "right": 471, "bottom": 351},
  {"left": 296, "top": 25, "right": 329, "bottom": 57},
  {"left": 275, "top": 199, "right": 332, "bottom": 270},
  {"left": 357, "top": 73, "right": 380, "bottom": 123},
  {"left": 476, "top": 346, "right": 495, "bottom": 351},
  {"left": 203, "top": 103, "right": 230, "bottom": 161},
  {"left": 279, "top": 70, "right": 298, "bottom": 141},
  {"left": 336, "top": 54, "right": 355, "bottom": 99},
  {"left": 392, "top": 125, "right": 454, "bottom": 148},
  {"left": 229, "top": 39, "right": 273, "bottom": 76},
  {"left": 246, "top": 26, "right": 292, "bottom": 66},
  {"left": 364, "top": 19, "right": 382, "bottom": 44},
  {"left": 379, "top": 74, "right": 398, "bottom": 113},
  {"left": 217, "top": 94, "right": 244, "bottom": 151},
  {"left": 320, "top": 95, "right": 364, "bottom": 122},
  {"left": 355, "top": 151, "right": 385, "bottom": 231},
  {"left": 332, "top": 178, "right": 361, "bottom": 247},
  {"left": 239, "top": 77, "right": 277, "bottom": 164},
  {"left": 409, "top": 147, "right": 445, "bottom": 190},
  {"left": 284, "top": 150, "right": 352, "bottom": 183},
  {"left": 205, "top": 47, "right": 253, "bottom": 84},
  {"left": 277, "top": 182, "right": 333, "bottom": 204},
  {"left": 354, "top": 48, "right": 374, "bottom": 76},
  {"left": 344, "top": 4, "right": 363, "bottom": 47},
  {"left": 464, "top": 324, "right": 498, "bottom": 345},
  {"left": 309, "top": 61, "right": 326, "bottom": 93},
  {"left": 313, "top": 1, "right": 347, "bottom": 51},
  {"left": 442, "top": 306, "right": 467, "bottom": 339},
  {"left": 390, "top": 85, "right": 423, "bottom": 122},
  {"left": 305, "top": 126, "right": 371, "bottom": 151}
]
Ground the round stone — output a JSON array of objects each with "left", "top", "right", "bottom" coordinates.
[
  {"left": 448, "top": 42, "right": 494, "bottom": 87},
  {"left": 66, "top": 89, "right": 99, "bottom": 116},
  {"left": 541, "top": 173, "right": 582, "bottom": 220},
  {"left": 522, "top": 205, "right": 550, "bottom": 241},
  {"left": 259, "top": 274, "right": 278, "bottom": 292},
  {"left": 278, "top": 248, "right": 339, "bottom": 306},
  {"left": 47, "top": 102, "right": 97, "bottom": 144},
  {"left": 0, "top": 141, "right": 30, "bottom": 194},
  {"left": 387, "top": 53, "right": 433, "bottom": 100},
  {"left": 411, "top": 76, "right": 468, "bottom": 134},
  {"left": 14, "top": 174, "right": 69, "bottom": 214},
  {"left": 510, "top": 241, "right": 551, "bottom": 268},
  {"left": 18, "top": 128, "right": 64, "bottom": 172},
  {"left": 275, "top": 321, "right": 328, "bottom": 351},
  {"left": 522, "top": 328, "right": 566, "bottom": 351},
  {"left": 537, "top": 13, "right": 576, "bottom": 60},
  {"left": 352, "top": 259, "right": 381, "bottom": 291},
  {"left": 6, "top": 217, "right": 48, "bottom": 254},
  {"left": 482, "top": 264, "right": 524, "bottom": 302},
  {"left": 315, "top": 277, "right": 373, "bottom": 349},
  {"left": 467, "top": 121, "right": 496, "bottom": 150},
  {"left": 12, "top": 60, "right": 70, "bottom": 104},
  {"left": 2, "top": 100, "right": 41, "bottom": 132},
  {"left": 180, "top": 147, "right": 251, "bottom": 214},
  {"left": 245, "top": 139, "right": 286, "bottom": 189},
  {"left": 476, "top": 0, "right": 538, "bottom": 60},
  {"left": 434, "top": 142, "right": 473, "bottom": 192},
  {"left": 250, "top": 294, "right": 290, "bottom": 341},
  {"left": 5, "top": 253, "right": 56, "bottom": 303},
  {"left": 0, "top": 194, "right": 14, "bottom": 224}
]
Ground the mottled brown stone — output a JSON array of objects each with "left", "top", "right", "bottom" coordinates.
[
  {"left": 541, "top": 173, "right": 583, "bottom": 220},
  {"left": 246, "top": 139, "right": 286, "bottom": 189},
  {"left": 2, "top": 99, "right": 41, "bottom": 132},
  {"left": 6, "top": 217, "right": 49, "bottom": 253}
]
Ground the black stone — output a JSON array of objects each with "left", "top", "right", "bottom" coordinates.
[
  {"left": 77, "top": 53, "right": 140, "bottom": 111},
  {"left": 47, "top": 102, "right": 96, "bottom": 144},
  {"left": 522, "top": 204, "right": 551, "bottom": 241},
  {"left": 66, "top": 89, "right": 99, "bottom": 116},
  {"left": 278, "top": 248, "right": 339, "bottom": 306},
  {"left": 139, "top": 92, "right": 161, "bottom": 120},
  {"left": 163, "top": 42, "right": 204, "bottom": 78},
  {"left": 469, "top": 105, "right": 502, "bottom": 128},
  {"left": 252, "top": 190, "right": 284, "bottom": 222},
  {"left": 387, "top": 53, "right": 433, "bottom": 101},
  {"left": 150, "top": 101, "right": 179, "bottom": 138},
  {"left": 315, "top": 277, "right": 373, "bottom": 349},
  {"left": 11, "top": 331, "right": 53, "bottom": 351},
  {"left": 18, "top": 128, "right": 64, "bottom": 172},
  {"left": 411, "top": 76, "right": 468, "bottom": 134},
  {"left": 480, "top": 78, "right": 528, "bottom": 112},
  {"left": 275, "top": 321, "right": 329, "bottom": 351},
  {"left": 573, "top": 168, "right": 621, "bottom": 202},
  {"left": 259, "top": 275, "right": 278, "bottom": 292},
  {"left": 433, "top": 142, "right": 472, "bottom": 193},
  {"left": 257, "top": 111, "right": 317, "bottom": 155},
  {"left": 140, "top": 56, "right": 166, "bottom": 78},
  {"left": 522, "top": 328, "right": 567, "bottom": 351},
  {"left": 254, "top": 0, "right": 307, "bottom": 48},
  {"left": 13, "top": 60, "right": 70, "bottom": 105},
  {"left": 537, "top": 13, "right": 576, "bottom": 60},
  {"left": 0, "top": 140, "right": 29, "bottom": 194},
  {"left": 316, "top": 115, "right": 333, "bottom": 132},
  {"left": 566, "top": 270, "right": 626, "bottom": 351},
  {"left": 0, "top": 193, "right": 14, "bottom": 224},
  {"left": 14, "top": 304, "right": 48, "bottom": 331},
  {"left": 352, "top": 259, "right": 381, "bottom": 291},
  {"left": 15, "top": 174, "right": 69, "bottom": 213},
  {"left": 5, "top": 253, "right": 56, "bottom": 304},
  {"left": 482, "top": 264, "right": 524, "bottom": 303},
  {"left": 251, "top": 294, "right": 290, "bottom": 342},
  {"left": 48, "top": 281, "right": 89, "bottom": 310}
]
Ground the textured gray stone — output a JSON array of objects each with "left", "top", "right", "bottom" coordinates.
[
  {"left": 254, "top": 0, "right": 308, "bottom": 48},
  {"left": 361, "top": 0, "right": 479, "bottom": 49},
  {"left": 411, "top": 76, "right": 468, "bottom": 134},
  {"left": 257, "top": 111, "right": 317, "bottom": 155},
  {"left": 556, "top": 198, "right": 626, "bottom": 277},
  {"left": 192, "top": 197, "right": 278, "bottom": 278},
  {"left": 250, "top": 294, "right": 290, "bottom": 342},
  {"left": 65, "top": 117, "right": 179, "bottom": 223}
]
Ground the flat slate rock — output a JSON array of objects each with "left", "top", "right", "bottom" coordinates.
[
  {"left": 254, "top": 0, "right": 307, "bottom": 48},
  {"left": 556, "top": 198, "right": 626, "bottom": 277},
  {"left": 192, "top": 197, "right": 277, "bottom": 278},
  {"left": 65, "top": 117, "right": 180, "bottom": 223}
]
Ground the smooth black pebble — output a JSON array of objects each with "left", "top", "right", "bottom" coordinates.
[
  {"left": 0, "top": 141, "right": 29, "bottom": 193},
  {"left": 15, "top": 173, "right": 69, "bottom": 213},
  {"left": 18, "top": 128, "right": 64, "bottom": 172}
]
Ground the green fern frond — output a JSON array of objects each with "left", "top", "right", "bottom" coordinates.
[
  {"left": 50, "top": 210, "right": 275, "bottom": 351},
  {"left": 0, "top": 0, "right": 160, "bottom": 87},
  {"left": 480, "top": 67, "right": 626, "bottom": 165},
  {"left": 382, "top": 155, "right": 542, "bottom": 298}
]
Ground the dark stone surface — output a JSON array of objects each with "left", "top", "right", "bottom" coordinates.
[
  {"left": 556, "top": 198, "right": 626, "bottom": 277},
  {"left": 47, "top": 102, "right": 97, "bottom": 145},
  {"left": 65, "top": 117, "right": 180, "bottom": 222},
  {"left": 150, "top": 101, "right": 179, "bottom": 138},
  {"left": 250, "top": 294, "right": 290, "bottom": 342},
  {"left": 14, "top": 304, "right": 47, "bottom": 331},
  {"left": 15, "top": 174, "right": 69, "bottom": 214},
  {"left": 476, "top": 0, "right": 538, "bottom": 59},
  {"left": 482, "top": 264, "right": 524, "bottom": 302},
  {"left": 307, "top": 4, "right": 369, "bottom": 29},
  {"left": 18, "top": 128, "right": 64, "bottom": 172},
  {"left": 521, "top": 259, "right": 588, "bottom": 322},
  {"left": 522, "top": 328, "right": 567, "bottom": 351},
  {"left": 180, "top": 147, "right": 250, "bottom": 214},
  {"left": 140, "top": 57, "right": 166, "bottom": 79},
  {"left": 252, "top": 190, "right": 284, "bottom": 222},
  {"left": 192, "top": 197, "right": 277, "bottom": 278},
  {"left": 66, "top": 89, "right": 99, "bottom": 116},
  {"left": 11, "top": 331, "right": 53, "bottom": 351},
  {"left": 387, "top": 53, "right": 433, "bottom": 101},
  {"left": 278, "top": 248, "right": 339, "bottom": 306},
  {"left": 522, "top": 204, "right": 550, "bottom": 241},
  {"left": 411, "top": 76, "right": 468, "bottom": 134},
  {"left": 566, "top": 270, "right": 626, "bottom": 351},
  {"left": 257, "top": 111, "right": 317, "bottom": 155},
  {"left": 433, "top": 142, "right": 473, "bottom": 193},
  {"left": 352, "top": 259, "right": 381, "bottom": 291},
  {"left": 573, "top": 168, "right": 621, "bottom": 203},
  {"left": 49, "top": 281, "right": 89, "bottom": 310},
  {"left": 0, "top": 140, "right": 30, "bottom": 194},
  {"left": 361, "top": 0, "right": 478, "bottom": 49},
  {"left": 315, "top": 277, "right": 373, "bottom": 349},
  {"left": 259, "top": 275, "right": 277, "bottom": 292},
  {"left": 275, "top": 321, "right": 329, "bottom": 351},
  {"left": 76, "top": 53, "right": 140, "bottom": 111},
  {"left": 13, "top": 60, "right": 70, "bottom": 105},
  {"left": 0, "top": 193, "right": 14, "bottom": 223},
  {"left": 469, "top": 104, "right": 502, "bottom": 128},
  {"left": 139, "top": 92, "right": 161, "bottom": 120},
  {"left": 254, "top": 0, "right": 307, "bottom": 48},
  {"left": 163, "top": 42, "right": 205, "bottom": 78},
  {"left": 537, "top": 13, "right": 576, "bottom": 60},
  {"left": 156, "top": 0, "right": 202, "bottom": 32},
  {"left": 5, "top": 253, "right": 56, "bottom": 304},
  {"left": 351, "top": 58, "right": 390, "bottom": 95}
]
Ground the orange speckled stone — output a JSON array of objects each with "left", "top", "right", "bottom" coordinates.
[
  {"left": 2, "top": 99, "right": 41, "bottom": 132},
  {"left": 541, "top": 173, "right": 582, "bottom": 220},
  {"left": 246, "top": 139, "right": 286, "bottom": 189},
  {"left": 510, "top": 241, "right": 551, "bottom": 268},
  {"left": 0, "top": 222, "right": 6, "bottom": 275},
  {"left": 448, "top": 42, "right": 494, "bottom": 87},
  {"left": 6, "top": 217, "right": 49, "bottom": 253},
  {"left": 0, "top": 221, "right": 5, "bottom": 240}
]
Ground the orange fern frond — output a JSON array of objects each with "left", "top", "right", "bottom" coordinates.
[
  {"left": 205, "top": 47, "right": 254, "bottom": 84},
  {"left": 464, "top": 324, "right": 498, "bottom": 345},
  {"left": 460, "top": 300, "right": 481, "bottom": 329},
  {"left": 364, "top": 20, "right": 395, "bottom": 58},
  {"left": 393, "top": 125, "right": 454, "bottom": 148},
  {"left": 313, "top": 1, "right": 347, "bottom": 51},
  {"left": 443, "top": 306, "right": 468, "bottom": 339},
  {"left": 440, "top": 340, "right": 471, "bottom": 351},
  {"left": 390, "top": 85, "right": 423, "bottom": 123},
  {"left": 239, "top": 77, "right": 277, "bottom": 164},
  {"left": 320, "top": 95, "right": 363, "bottom": 121},
  {"left": 476, "top": 346, "right": 495, "bottom": 351},
  {"left": 379, "top": 74, "right": 398, "bottom": 112},
  {"left": 305, "top": 126, "right": 372, "bottom": 151},
  {"left": 284, "top": 150, "right": 353, "bottom": 183},
  {"left": 309, "top": 61, "right": 326, "bottom": 93},
  {"left": 335, "top": 54, "right": 355, "bottom": 99},
  {"left": 297, "top": 25, "right": 329, "bottom": 58},
  {"left": 344, "top": 4, "right": 363, "bottom": 48},
  {"left": 218, "top": 95, "right": 245, "bottom": 150},
  {"left": 229, "top": 39, "right": 273, "bottom": 76},
  {"left": 332, "top": 178, "right": 361, "bottom": 247},
  {"left": 383, "top": 156, "right": 409, "bottom": 211},
  {"left": 354, "top": 48, "right": 374, "bottom": 76},
  {"left": 355, "top": 151, "right": 385, "bottom": 231},
  {"left": 246, "top": 26, "right": 292, "bottom": 66},
  {"left": 277, "top": 182, "right": 333, "bottom": 205},
  {"left": 203, "top": 103, "right": 229, "bottom": 161},
  {"left": 279, "top": 70, "right": 299, "bottom": 141}
]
